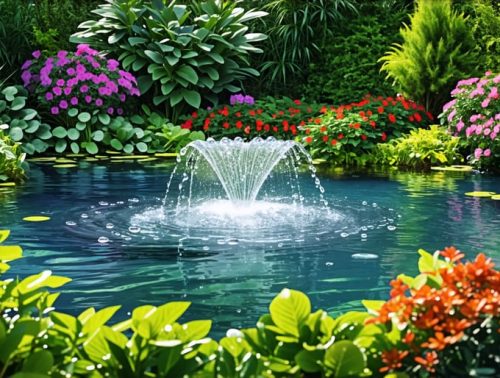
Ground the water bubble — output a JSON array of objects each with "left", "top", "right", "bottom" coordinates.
[
  {"left": 65, "top": 221, "right": 76, "bottom": 226},
  {"left": 117, "top": 201, "right": 124, "bottom": 205},
  {"left": 227, "top": 238, "right": 239, "bottom": 245},
  {"left": 277, "top": 242, "right": 284, "bottom": 248},
  {"left": 80, "top": 213, "right": 89, "bottom": 218},
  {"left": 180, "top": 147, "right": 187, "bottom": 156},
  {"left": 128, "top": 226, "right": 141, "bottom": 233},
  {"left": 361, "top": 233, "right": 368, "bottom": 238},
  {"left": 362, "top": 201, "right": 368, "bottom": 206},
  {"left": 387, "top": 225, "right": 397, "bottom": 231},
  {"left": 217, "top": 239, "right": 226, "bottom": 245},
  {"left": 325, "top": 262, "right": 334, "bottom": 266},
  {"left": 176, "top": 155, "right": 181, "bottom": 163},
  {"left": 98, "top": 201, "right": 108, "bottom": 206},
  {"left": 319, "top": 186, "right": 325, "bottom": 193},
  {"left": 94, "top": 211, "right": 101, "bottom": 214},
  {"left": 97, "top": 236, "right": 109, "bottom": 244},
  {"left": 361, "top": 226, "right": 368, "bottom": 231},
  {"left": 340, "top": 232, "right": 349, "bottom": 238},
  {"left": 202, "top": 246, "right": 210, "bottom": 251},
  {"left": 128, "top": 198, "right": 139, "bottom": 203},
  {"left": 352, "top": 253, "right": 378, "bottom": 259},
  {"left": 372, "top": 203, "right": 377, "bottom": 207},
  {"left": 105, "top": 223, "right": 114, "bottom": 229}
]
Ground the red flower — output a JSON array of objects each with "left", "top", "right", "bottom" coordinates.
[
  {"left": 219, "top": 107, "right": 229, "bottom": 117},
  {"left": 223, "top": 122, "right": 230, "bottom": 129},
  {"left": 382, "top": 100, "right": 389, "bottom": 106},
  {"left": 414, "top": 112, "right": 422, "bottom": 122},
  {"left": 256, "top": 119, "right": 264, "bottom": 128},
  {"left": 191, "top": 111, "right": 198, "bottom": 118},
  {"left": 181, "top": 119, "right": 193, "bottom": 130},
  {"left": 370, "top": 120, "right": 376, "bottom": 128},
  {"left": 305, "top": 136, "right": 313, "bottom": 143},
  {"left": 264, "top": 124, "right": 270, "bottom": 132},
  {"left": 291, "top": 125, "right": 297, "bottom": 135},
  {"left": 378, "top": 106, "right": 384, "bottom": 114},
  {"left": 235, "top": 120, "right": 243, "bottom": 129},
  {"left": 314, "top": 118, "right": 322, "bottom": 124},
  {"left": 248, "top": 109, "right": 256, "bottom": 116},
  {"left": 331, "top": 139, "right": 337, "bottom": 146},
  {"left": 380, "top": 349, "right": 409, "bottom": 373},
  {"left": 235, "top": 112, "right": 242, "bottom": 117},
  {"left": 388, "top": 113, "right": 396, "bottom": 123},
  {"left": 409, "top": 115, "right": 415, "bottom": 122},
  {"left": 322, "top": 135, "right": 329, "bottom": 143},
  {"left": 209, "top": 112, "right": 215, "bottom": 118},
  {"left": 361, "top": 134, "right": 367, "bottom": 141},
  {"left": 337, "top": 133, "right": 344, "bottom": 140},
  {"left": 352, "top": 123, "right": 361, "bottom": 129},
  {"left": 203, "top": 118, "right": 210, "bottom": 131},
  {"left": 320, "top": 106, "right": 328, "bottom": 114},
  {"left": 305, "top": 128, "right": 311, "bottom": 135},
  {"left": 244, "top": 126, "right": 251, "bottom": 134},
  {"left": 440, "top": 246, "right": 464, "bottom": 263},
  {"left": 272, "top": 126, "right": 278, "bottom": 133},
  {"left": 320, "top": 126, "right": 327, "bottom": 133},
  {"left": 257, "top": 108, "right": 263, "bottom": 115},
  {"left": 381, "top": 132, "right": 387, "bottom": 141},
  {"left": 293, "top": 99, "right": 301, "bottom": 105},
  {"left": 282, "top": 120, "right": 289, "bottom": 132},
  {"left": 426, "top": 111, "right": 434, "bottom": 120},
  {"left": 415, "top": 351, "right": 439, "bottom": 373}
]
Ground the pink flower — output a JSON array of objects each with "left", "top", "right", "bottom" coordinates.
[
  {"left": 475, "top": 125, "right": 483, "bottom": 135},
  {"left": 59, "top": 100, "right": 68, "bottom": 109},
  {"left": 56, "top": 79, "right": 65, "bottom": 87},
  {"left": 491, "top": 132, "right": 498, "bottom": 140},
  {"left": 107, "top": 107, "right": 114, "bottom": 115},
  {"left": 63, "top": 87, "right": 72, "bottom": 96},
  {"left": 32, "top": 50, "right": 41, "bottom": 59},
  {"left": 474, "top": 148, "right": 483, "bottom": 159},
  {"left": 447, "top": 109, "right": 456, "bottom": 123},
  {"left": 483, "top": 149, "right": 491, "bottom": 157},
  {"left": 45, "top": 92, "right": 53, "bottom": 101},
  {"left": 51, "top": 106, "right": 59, "bottom": 115},
  {"left": 481, "top": 98, "right": 490, "bottom": 108},
  {"left": 484, "top": 128, "right": 491, "bottom": 136},
  {"left": 485, "top": 71, "right": 492, "bottom": 76},
  {"left": 95, "top": 98, "right": 103, "bottom": 107},
  {"left": 117, "top": 108, "right": 123, "bottom": 115},
  {"left": 488, "top": 87, "right": 499, "bottom": 99},
  {"left": 80, "top": 85, "right": 89, "bottom": 93},
  {"left": 85, "top": 95, "right": 92, "bottom": 103},
  {"left": 443, "top": 99, "right": 456, "bottom": 111},
  {"left": 53, "top": 87, "right": 62, "bottom": 96},
  {"left": 70, "top": 97, "right": 78, "bottom": 106},
  {"left": 456, "top": 119, "right": 465, "bottom": 132},
  {"left": 495, "top": 114, "right": 500, "bottom": 121}
]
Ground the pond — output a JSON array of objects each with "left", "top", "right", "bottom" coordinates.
[{"left": 1, "top": 160, "right": 499, "bottom": 337}]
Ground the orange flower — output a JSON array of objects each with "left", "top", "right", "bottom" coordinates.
[
  {"left": 380, "top": 349, "right": 409, "bottom": 373},
  {"left": 415, "top": 351, "right": 439, "bottom": 373},
  {"left": 440, "top": 246, "right": 464, "bottom": 263}
]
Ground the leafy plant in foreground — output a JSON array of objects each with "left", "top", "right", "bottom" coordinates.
[
  {"left": 0, "top": 129, "right": 26, "bottom": 182},
  {"left": 71, "top": 0, "right": 267, "bottom": 122}
]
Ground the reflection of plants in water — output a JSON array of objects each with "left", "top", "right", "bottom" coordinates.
[{"left": 389, "top": 171, "right": 466, "bottom": 197}]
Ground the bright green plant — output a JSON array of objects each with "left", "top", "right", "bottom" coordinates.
[
  {"left": 380, "top": 0, "right": 476, "bottom": 116},
  {"left": 301, "top": 2, "right": 407, "bottom": 104},
  {"left": 0, "top": 130, "right": 26, "bottom": 182},
  {"left": 0, "top": 85, "right": 52, "bottom": 155},
  {"left": 375, "top": 125, "right": 462, "bottom": 170},
  {"left": 71, "top": 0, "right": 267, "bottom": 122}
]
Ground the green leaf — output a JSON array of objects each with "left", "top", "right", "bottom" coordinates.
[
  {"left": 2, "top": 86, "right": 18, "bottom": 101},
  {"left": 269, "top": 289, "right": 311, "bottom": 337},
  {"left": 98, "top": 114, "right": 111, "bottom": 125},
  {"left": 136, "top": 142, "right": 148, "bottom": 153},
  {"left": 67, "top": 108, "right": 79, "bottom": 117},
  {"left": 67, "top": 128, "right": 80, "bottom": 141},
  {"left": 144, "top": 50, "right": 164, "bottom": 64},
  {"left": 324, "top": 340, "right": 365, "bottom": 377},
  {"left": 11, "top": 97, "right": 26, "bottom": 111},
  {"left": 22, "top": 350, "right": 53, "bottom": 374},
  {"left": 52, "top": 126, "right": 67, "bottom": 139},
  {"left": 295, "top": 350, "right": 323, "bottom": 373},
  {"left": 92, "top": 130, "right": 104, "bottom": 142},
  {"left": 85, "top": 142, "right": 98, "bottom": 155},
  {"left": 9, "top": 127, "right": 23, "bottom": 141},
  {"left": 55, "top": 139, "right": 67, "bottom": 153},
  {"left": 361, "top": 300, "right": 385, "bottom": 315},
  {"left": 181, "top": 320, "right": 212, "bottom": 340},
  {"left": 78, "top": 112, "right": 91, "bottom": 123},
  {"left": 110, "top": 139, "right": 123, "bottom": 150},
  {"left": 123, "top": 144, "right": 133, "bottom": 154},
  {"left": 0, "top": 229, "right": 10, "bottom": 243},
  {"left": 176, "top": 65, "right": 198, "bottom": 85},
  {"left": 70, "top": 142, "right": 80, "bottom": 154},
  {"left": 182, "top": 90, "right": 201, "bottom": 108},
  {"left": 0, "top": 245, "right": 23, "bottom": 262}
]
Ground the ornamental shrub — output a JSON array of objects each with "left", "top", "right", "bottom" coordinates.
[
  {"left": 179, "top": 95, "right": 322, "bottom": 140},
  {"left": 21, "top": 45, "right": 146, "bottom": 155},
  {"left": 71, "top": 0, "right": 267, "bottom": 122},
  {"left": 1, "top": 230, "right": 498, "bottom": 377},
  {"left": 440, "top": 72, "right": 500, "bottom": 170},
  {"left": 380, "top": 0, "right": 476, "bottom": 116},
  {"left": 0, "top": 129, "right": 26, "bottom": 182},
  {"left": 300, "top": 95, "right": 433, "bottom": 165}
]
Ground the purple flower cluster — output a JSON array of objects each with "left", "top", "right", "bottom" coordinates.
[
  {"left": 21, "top": 45, "right": 140, "bottom": 117},
  {"left": 441, "top": 71, "right": 500, "bottom": 163},
  {"left": 230, "top": 93, "right": 255, "bottom": 106}
]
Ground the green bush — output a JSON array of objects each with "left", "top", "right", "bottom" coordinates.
[
  {"left": 0, "top": 131, "right": 26, "bottom": 182},
  {"left": 0, "top": 85, "right": 52, "bottom": 155},
  {"left": 374, "top": 125, "right": 462, "bottom": 170},
  {"left": 380, "top": 0, "right": 476, "bottom": 116},
  {"left": 301, "top": 2, "right": 408, "bottom": 104},
  {"left": 1, "top": 230, "right": 498, "bottom": 377},
  {"left": 71, "top": 0, "right": 267, "bottom": 122},
  {"left": 454, "top": 0, "right": 500, "bottom": 72}
]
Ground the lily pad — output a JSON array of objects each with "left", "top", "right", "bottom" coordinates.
[
  {"left": 0, "top": 182, "right": 16, "bottom": 187},
  {"left": 431, "top": 165, "right": 473, "bottom": 172},
  {"left": 138, "top": 158, "right": 158, "bottom": 162},
  {"left": 465, "top": 191, "right": 496, "bottom": 198},
  {"left": 55, "top": 159, "right": 76, "bottom": 164},
  {"left": 66, "top": 153, "right": 85, "bottom": 158},
  {"left": 23, "top": 216, "right": 50, "bottom": 222},
  {"left": 53, "top": 164, "right": 78, "bottom": 168},
  {"left": 491, "top": 195, "right": 500, "bottom": 200},
  {"left": 27, "top": 157, "right": 57, "bottom": 162},
  {"left": 105, "top": 150, "right": 122, "bottom": 155},
  {"left": 84, "top": 157, "right": 99, "bottom": 162},
  {"left": 154, "top": 152, "right": 178, "bottom": 158},
  {"left": 110, "top": 155, "right": 149, "bottom": 160}
]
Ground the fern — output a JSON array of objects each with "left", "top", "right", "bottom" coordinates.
[{"left": 380, "top": 0, "right": 476, "bottom": 116}]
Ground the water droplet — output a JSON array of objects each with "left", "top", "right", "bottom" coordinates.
[
  {"left": 180, "top": 147, "right": 187, "bottom": 156},
  {"left": 277, "top": 242, "right": 284, "bottom": 248},
  {"left": 352, "top": 253, "right": 378, "bottom": 259},
  {"left": 98, "top": 236, "right": 109, "bottom": 244},
  {"left": 325, "top": 262, "right": 334, "bottom": 266},
  {"left": 105, "top": 223, "right": 114, "bottom": 229},
  {"left": 80, "top": 213, "right": 88, "bottom": 218},
  {"left": 94, "top": 210, "right": 101, "bottom": 214},
  {"left": 128, "top": 226, "right": 141, "bottom": 233},
  {"left": 65, "top": 221, "right": 76, "bottom": 226},
  {"left": 340, "top": 232, "right": 349, "bottom": 238},
  {"left": 361, "top": 233, "right": 368, "bottom": 238},
  {"left": 319, "top": 186, "right": 325, "bottom": 193},
  {"left": 362, "top": 201, "right": 368, "bottom": 206},
  {"left": 387, "top": 225, "right": 397, "bottom": 231},
  {"left": 361, "top": 226, "right": 368, "bottom": 231},
  {"left": 98, "top": 201, "right": 108, "bottom": 206},
  {"left": 372, "top": 203, "right": 377, "bottom": 207}
]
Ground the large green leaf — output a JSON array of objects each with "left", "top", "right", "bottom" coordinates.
[
  {"left": 324, "top": 340, "right": 365, "bottom": 377},
  {"left": 269, "top": 289, "right": 311, "bottom": 337},
  {"left": 182, "top": 90, "right": 201, "bottom": 108},
  {"left": 176, "top": 65, "right": 198, "bottom": 85}
]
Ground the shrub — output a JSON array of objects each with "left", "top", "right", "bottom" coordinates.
[
  {"left": 380, "top": 0, "right": 476, "bottom": 116},
  {"left": 21, "top": 45, "right": 151, "bottom": 155},
  {"left": 374, "top": 125, "right": 462, "bottom": 170},
  {"left": 0, "top": 130, "right": 26, "bottom": 182},
  {"left": 300, "top": 95, "right": 433, "bottom": 165},
  {"left": 301, "top": 2, "right": 408, "bottom": 104},
  {"left": 179, "top": 95, "right": 322, "bottom": 140},
  {"left": 0, "top": 85, "right": 52, "bottom": 155},
  {"left": 440, "top": 72, "right": 500, "bottom": 170},
  {"left": 71, "top": 0, "right": 267, "bottom": 122},
  {"left": 1, "top": 230, "right": 498, "bottom": 377}
]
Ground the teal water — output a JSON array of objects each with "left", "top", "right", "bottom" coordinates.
[{"left": 1, "top": 161, "right": 499, "bottom": 337}]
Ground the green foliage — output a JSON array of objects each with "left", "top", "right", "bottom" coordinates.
[
  {"left": 244, "top": 0, "right": 357, "bottom": 94},
  {"left": 0, "top": 231, "right": 498, "bottom": 377},
  {"left": 380, "top": 0, "right": 476, "bottom": 116},
  {"left": 0, "top": 0, "right": 34, "bottom": 80},
  {"left": 375, "top": 125, "right": 462, "bottom": 170},
  {"left": 454, "top": 0, "right": 500, "bottom": 72},
  {"left": 31, "top": 0, "right": 101, "bottom": 53},
  {"left": 0, "top": 85, "right": 52, "bottom": 155},
  {"left": 71, "top": 0, "right": 267, "bottom": 122},
  {"left": 0, "top": 130, "right": 26, "bottom": 182},
  {"left": 301, "top": 2, "right": 408, "bottom": 104}
]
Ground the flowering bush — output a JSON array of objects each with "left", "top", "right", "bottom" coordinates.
[
  {"left": 300, "top": 95, "right": 433, "bottom": 165},
  {"left": 20, "top": 45, "right": 147, "bottom": 154},
  {"left": 179, "top": 96, "right": 322, "bottom": 140},
  {"left": 440, "top": 71, "right": 500, "bottom": 170},
  {"left": 367, "top": 247, "right": 499, "bottom": 376}
]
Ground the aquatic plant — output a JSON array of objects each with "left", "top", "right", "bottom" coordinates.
[
  {"left": 440, "top": 71, "right": 500, "bottom": 170},
  {"left": 1, "top": 230, "right": 497, "bottom": 377}
]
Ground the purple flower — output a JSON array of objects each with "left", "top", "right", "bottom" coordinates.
[
  {"left": 57, "top": 50, "right": 68, "bottom": 59},
  {"left": 107, "top": 59, "right": 119, "bottom": 71},
  {"left": 76, "top": 44, "right": 98, "bottom": 57},
  {"left": 488, "top": 87, "right": 498, "bottom": 99},
  {"left": 85, "top": 95, "right": 92, "bottom": 104},
  {"left": 70, "top": 97, "right": 78, "bottom": 106},
  {"left": 53, "top": 87, "right": 63, "bottom": 96},
  {"left": 57, "top": 79, "right": 65, "bottom": 87},
  {"left": 244, "top": 95, "right": 255, "bottom": 105},
  {"left": 67, "top": 67, "right": 76, "bottom": 76},
  {"left": 21, "top": 70, "right": 32, "bottom": 86},
  {"left": 95, "top": 98, "right": 103, "bottom": 107},
  {"left": 107, "top": 107, "right": 114, "bottom": 115},
  {"left": 45, "top": 92, "right": 54, "bottom": 101},
  {"left": 64, "top": 87, "right": 72, "bottom": 96},
  {"left": 59, "top": 100, "right": 68, "bottom": 109},
  {"left": 51, "top": 106, "right": 59, "bottom": 115},
  {"left": 98, "top": 86, "right": 110, "bottom": 96},
  {"left": 119, "top": 94, "right": 126, "bottom": 102},
  {"left": 21, "top": 60, "right": 32, "bottom": 70},
  {"left": 80, "top": 85, "right": 89, "bottom": 93},
  {"left": 117, "top": 108, "right": 123, "bottom": 115},
  {"left": 32, "top": 50, "right": 41, "bottom": 59}
]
